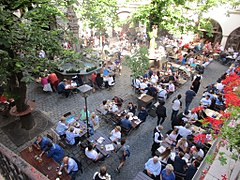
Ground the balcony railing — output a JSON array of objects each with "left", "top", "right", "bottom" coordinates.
[{"left": 0, "top": 143, "right": 48, "bottom": 180}]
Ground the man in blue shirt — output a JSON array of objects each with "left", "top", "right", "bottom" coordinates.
[
  {"left": 120, "top": 115, "right": 132, "bottom": 130},
  {"left": 144, "top": 156, "right": 161, "bottom": 179},
  {"left": 56, "top": 117, "right": 68, "bottom": 139},
  {"left": 65, "top": 127, "right": 80, "bottom": 145},
  {"left": 39, "top": 142, "right": 64, "bottom": 164},
  {"left": 59, "top": 156, "right": 79, "bottom": 180},
  {"left": 33, "top": 136, "right": 51, "bottom": 151}
]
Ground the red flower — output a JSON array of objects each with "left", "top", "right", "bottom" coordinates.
[
  {"left": 220, "top": 111, "right": 231, "bottom": 118},
  {"left": 194, "top": 134, "right": 206, "bottom": 144},
  {"left": 191, "top": 106, "right": 204, "bottom": 113}
]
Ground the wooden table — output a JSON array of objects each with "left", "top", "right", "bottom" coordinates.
[
  {"left": 72, "top": 121, "right": 87, "bottom": 138},
  {"left": 133, "top": 171, "right": 153, "bottom": 180},
  {"left": 20, "top": 146, "right": 71, "bottom": 180},
  {"left": 87, "top": 131, "right": 114, "bottom": 157},
  {"left": 204, "top": 108, "right": 222, "bottom": 119},
  {"left": 138, "top": 94, "right": 154, "bottom": 110}
]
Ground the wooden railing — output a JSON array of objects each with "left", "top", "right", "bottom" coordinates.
[{"left": 0, "top": 143, "right": 48, "bottom": 180}]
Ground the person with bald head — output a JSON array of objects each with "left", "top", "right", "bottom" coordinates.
[
  {"left": 144, "top": 156, "right": 161, "bottom": 179},
  {"left": 59, "top": 156, "right": 79, "bottom": 180}
]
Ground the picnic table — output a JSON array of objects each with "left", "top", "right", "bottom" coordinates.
[
  {"left": 138, "top": 94, "right": 154, "bottom": 110},
  {"left": 20, "top": 146, "right": 71, "bottom": 180},
  {"left": 87, "top": 131, "right": 114, "bottom": 157},
  {"left": 203, "top": 108, "right": 222, "bottom": 119}
]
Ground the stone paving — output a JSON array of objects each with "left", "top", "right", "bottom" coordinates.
[{"left": 0, "top": 61, "right": 228, "bottom": 180}]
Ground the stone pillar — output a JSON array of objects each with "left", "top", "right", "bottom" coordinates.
[{"left": 220, "top": 35, "right": 229, "bottom": 50}]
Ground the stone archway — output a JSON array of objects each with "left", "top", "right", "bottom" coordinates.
[
  {"left": 225, "top": 27, "right": 240, "bottom": 51},
  {"left": 202, "top": 19, "right": 223, "bottom": 44}
]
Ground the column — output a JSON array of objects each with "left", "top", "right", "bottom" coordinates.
[{"left": 220, "top": 35, "right": 229, "bottom": 50}]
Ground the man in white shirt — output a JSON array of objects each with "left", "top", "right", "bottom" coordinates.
[
  {"left": 158, "top": 86, "right": 168, "bottom": 101},
  {"left": 144, "top": 156, "right": 162, "bottom": 179},
  {"left": 171, "top": 94, "right": 182, "bottom": 121},
  {"left": 85, "top": 144, "right": 103, "bottom": 161},
  {"left": 175, "top": 124, "right": 192, "bottom": 138},
  {"left": 110, "top": 103, "right": 119, "bottom": 113},
  {"left": 140, "top": 80, "right": 148, "bottom": 94},
  {"left": 200, "top": 95, "right": 211, "bottom": 108},
  {"left": 215, "top": 80, "right": 224, "bottom": 92},
  {"left": 168, "top": 81, "right": 175, "bottom": 98}
]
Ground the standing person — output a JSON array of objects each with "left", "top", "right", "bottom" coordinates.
[
  {"left": 156, "top": 101, "right": 167, "bottom": 125},
  {"left": 171, "top": 94, "right": 182, "bottom": 122},
  {"left": 151, "top": 125, "right": 163, "bottom": 156},
  {"left": 59, "top": 156, "right": 79, "bottom": 180},
  {"left": 185, "top": 87, "right": 196, "bottom": 112},
  {"left": 191, "top": 76, "right": 201, "bottom": 94},
  {"left": 93, "top": 165, "right": 111, "bottom": 180},
  {"left": 116, "top": 139, "right": 130, "bottom": 173}
]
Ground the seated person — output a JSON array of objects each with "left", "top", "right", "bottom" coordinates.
[
  {"left": 75, "top": 74, "right": 83, "bottom": 86},
  {"left": 56, "top": 117, "right": 68, "bottom": 139},
  {"left": 99, "top": 100, "right": 108, "bottom": 115},
  {"left": 145, "top": 84, "right": 158, "bottom": 97},
  {"left": 214, "top": 94, "right": 225, "bottom": 111},
  {"left": 175, "top": 123, "right": 192, "bottom": 139},
  {"left": 165, "top": 128, "right": 179, "bottom": 145},
  {"left": 112, "top": 96, "right": 123, "bottom": 107},
  {"left": 109, "top": 103, "right": 119, "bottom": 114},
  {"left": 160, "top": 164, "right": 176, "bottom": 180},
  {"left": 120, "top": 115, "right": 132, "bottom": 130},
  {"left": 89, "top": 112, "right": 100, "bottom": 131},
  {"left": 33, "top": 136, "right": 52, "bottom": 151},
  {"left": 95, "top": 73, "right": 104, "bottom": 88},
  {"left": 106, "top": 75, "right": 115, "bottom": 87},
  {"left": 59, "top": 156, "right": 79, "bottom": 180},
  {"left": 144, "top": 156, "right": 162, "bottom": 179},
  {"left": 57, "top": 79, "right": 70, "bottom": 98},
  {"left": 173, "top": 151, "right": 187, "bottom": 174},
  {"left": 176, "top": 138, "right": 189, "bottom": 153},
  {"left": 138, "top": 106, "right": 148, "bottom": 122},
  {"left": 85, "top": 144, "right": 104, "bottom": 162},
  {"left": 200, "top": 95, "right": 212, "bottom": 108},
  {"left": 78, "top": 106, "right": 90, "bottom": 121},
  {"left": 158, "top": 147, "right": 172, "bottom": 165},
  {"left": 93, "top": 165, "right": 111, "bottom": 180},
  {"left": 185, "top": 160, "right": 200, "bottom": 180},
  {"left": 65, "top": 127, "right": 81, "bottom": 145},
  {"left": 127, "top": 102, "right": 136, "bottom": 115},
  {"left": 190, "top": 145, "right": 204, "bottom": 160},
  {"left": 109, "top": 126, "right": 121, "bottom": 143},
  {"left": 39, "top": 142, "right": 65, "bottom": 164},
  {"left": 158, "top": 86, "right": 168, "bottom": 101},
  {"left": 167, "top": 81, "right": 175, "bottom": 97}
]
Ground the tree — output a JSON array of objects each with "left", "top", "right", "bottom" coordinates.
[
  {"left": 0, "top": 0, "right": 74, "bottom": 129},
  {"left": 124, "top": 46, "right": 149, "bottom": 78},
  {"left": 131, "top": 0, "right": 240, "bottom": 37},
  {"left": 77, "top": 0, "right": 119, "bottom": 47}
]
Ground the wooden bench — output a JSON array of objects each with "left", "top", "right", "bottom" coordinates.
[{"left": 133, "top": 171, "right": 153, "bottom": 180}]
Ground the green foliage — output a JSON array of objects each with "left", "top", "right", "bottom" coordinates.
[
  {"left": 131, "top": 0, "right": 238, "bottom": 36},
  {"left": 218, "top": 152, "right": 228, "bottom": 165},
  {"left": 205, "top": 154, "right": 215, "bottom": 164},
  {"left": 124, "top": 46, "right": 149, "bottom": 78},
  {"left": 0, "top": 0, "right": 75, "bottom": 85},
  {"left": 77, "top": 0, "right": 118, "bottom": 32}
]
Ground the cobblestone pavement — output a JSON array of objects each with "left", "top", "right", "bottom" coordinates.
[{"left": 0, "top": 61, "right": 228, "bottom": 180}]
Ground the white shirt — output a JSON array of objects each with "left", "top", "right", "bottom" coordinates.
[
  {"left": 154, "top": 132, "right": 163, "bottom": 144},
  {"left": 111, "top": 104, "right": 119, "bottom": 113},
  {"left": 140, "top": 82, "right": 148, "bottom": 93},
  {"left": 158, "top": 89, "right": 167, "bottom": 99},
  {"left": 85, "top": 148, "right": 98, "bottom": 160},
  {"left": 200, "top": 97, "right": 211, "bottom": 107},
  {"left": 151, "top": 75, "right": 158, "bottom": 84},
  {"left": 168, "top": 83, "right": 175, "bottom": 92},
  {"left": 110, "top": 129, "right": 121, "bottom": 142},
  {"left": 175, "top": 126, "right": 192, "bottom": 138},
  {"left": 215, "top": 83, "right": 224, "bottom": 92},
  {"left": 134, "top": 79, "right": 141, "bottom": 88},
  {"left": 172, "top": 99, "right": 181, "bottom": 111}
]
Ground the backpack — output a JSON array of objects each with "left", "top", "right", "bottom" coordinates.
[
  {"left": 124, "top": 145, "right": 130, "bottom": 157},
  {"left": 71, "top": 157, "right": 83, "bottom": 173}
]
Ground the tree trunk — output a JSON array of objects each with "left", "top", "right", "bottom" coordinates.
[
  {"left": 149, "top": 25, "right": 158, "bottom": 58},
  {"left": 10, "top": 72, "right": 35, "bottom": 130}
]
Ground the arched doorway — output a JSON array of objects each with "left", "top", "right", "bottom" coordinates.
[
  {"left": 202, "top": 19, "right": 223, "bottom": 44},
  {"left": 225, "top": 27, "right": 240, "bottom": 52}
]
